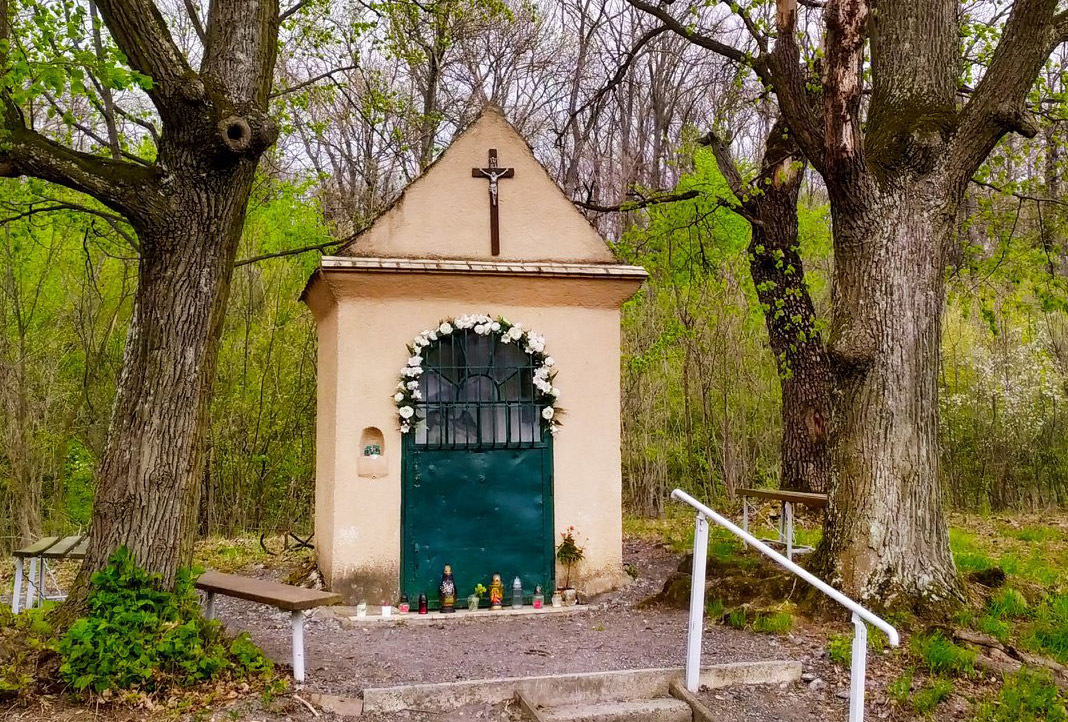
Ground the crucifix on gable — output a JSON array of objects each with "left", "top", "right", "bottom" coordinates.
[{"left": 472, "top": 148, "right": 514, "bottom": 256}]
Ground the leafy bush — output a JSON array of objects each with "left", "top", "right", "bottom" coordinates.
[
  {"left": 0, "top": 606, "right": 54, "bottom": 698},
  {"left": 912, "top": 631, "right": 976, "bottom": 676},
  {"left": 58, "top": 548, "right": 272, "bottom": 693}
]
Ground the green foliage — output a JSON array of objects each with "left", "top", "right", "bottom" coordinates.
[
  {"left": 975, "top": 670, "right": 1068, "bottom": 722},
  {"left": 726, "top": 607, "right": 747, "bottom": 630},
  {"left": 827, "top": 634, "right": 852, "bottom": 667},
  {"left": 911, "top": 631, "right": 977, "bottom": 676},
  {"left": 58, "top": 548, "right": 272, "bottom": 694},
  {"left": 887, "top": 668, "right": 914, "bottom": 705},
  {"left": 0, "top": 606, "right": 54, "bottom": 698}
]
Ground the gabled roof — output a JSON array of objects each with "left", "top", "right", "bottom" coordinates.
[{"left": 337, "top": 106, "right": 619, "bottom": 264}]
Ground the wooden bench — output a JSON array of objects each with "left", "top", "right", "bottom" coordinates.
[
  {"left": 11, "top": 534, "right": 88, "bottom": 613},
  {"left": 738, "top": 488, "right": 828, "bottom": 561},
  {"left": 195, "top": 571, "right": 341, "bottom": 683}
]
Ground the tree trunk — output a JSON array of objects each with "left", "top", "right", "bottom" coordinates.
[
  {"left": 746, "top": 157, "right": 831, "bottom": 494},
  {"left": 813, "top": 178, "right": 963, "bottom": 608},
  {"left": 708, "top": 121, "right": 833, "bottom": 493},
  {"left": 69, "top": 160, "right": 257, "bottom": 599}
]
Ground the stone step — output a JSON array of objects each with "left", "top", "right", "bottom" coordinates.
[{"left": 540, "top": 698, "right": 693, "bottom": 722}]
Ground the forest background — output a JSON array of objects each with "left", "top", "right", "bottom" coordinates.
[{"left": 2, "top": 0, "right": 1068, "bottom": 552}]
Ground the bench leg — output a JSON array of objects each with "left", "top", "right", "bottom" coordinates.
[
  {"left": 11, "top": 558, "right": 23, "bottom": 614},
  {"left": 25, "top": 558, "right": 38, "bottom": 610},
  {"left": 204, "top": 591, "right": 216, "bottom": 620},
  {"left": 291, "top": 610, "right": 305, "bottom": 684},
  {"left": 36, "top": 559, "right": 45, "bottom": 607},
  {"left": 785, "top": 501, "right": 794, "bottom": 561},
  {"left": 742, "top": 497, "right": 749, "bottom": 534}
]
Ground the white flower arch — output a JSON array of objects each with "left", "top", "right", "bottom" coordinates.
[{"left": 394, "top": 314, "right": 561, "bottom": 436}]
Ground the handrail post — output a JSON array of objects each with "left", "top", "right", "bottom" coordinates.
[
  {"left": 849, "top": 612, "right": 868, "bottom": 722},
  {"left": 685, "top": 512, "right": 709, "bottom": 692}
]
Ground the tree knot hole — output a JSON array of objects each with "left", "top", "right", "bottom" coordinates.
[{"left": 217, "top": 116, "right": 252, "bottom": 153}]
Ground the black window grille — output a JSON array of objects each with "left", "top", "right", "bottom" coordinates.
[{"left": 414, "top": 329, "right": 545, "bottom": 449}]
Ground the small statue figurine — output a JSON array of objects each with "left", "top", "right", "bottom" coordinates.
[
  {"left": 489, "top": 573, "right": 505, "bottom": 610},
  {"left": 439, "top": 564, "right": 457, "bottom": 613}
]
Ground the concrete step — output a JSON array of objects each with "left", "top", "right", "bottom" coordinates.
[{"left": 540, "top": 698, "right": 692, "bottom": 722}]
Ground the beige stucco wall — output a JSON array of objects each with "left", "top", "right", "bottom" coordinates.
[
  {"left": 340, "top": 106, "right": 615, "bottom": 265},
  {"left": 307, "top": 271, "right": 638, "bottom": 604}
]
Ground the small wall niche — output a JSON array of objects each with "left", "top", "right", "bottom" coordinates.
[{"left": 358, "top": 427, "right": 388, "bottom": 478}]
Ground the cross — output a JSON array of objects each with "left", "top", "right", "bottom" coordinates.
[{"left": 472, "top": 148, "right": 514, "bottom": 256}]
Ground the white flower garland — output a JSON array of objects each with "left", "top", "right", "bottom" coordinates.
[{"left": 395, "top": 314, "right": 562, "bottom": 436}]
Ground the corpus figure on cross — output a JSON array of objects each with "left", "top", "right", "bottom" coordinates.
[{"left": 472, "top": 148, "right": 514, "bottom": 256}]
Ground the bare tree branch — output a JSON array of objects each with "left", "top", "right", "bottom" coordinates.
[
  {"left": 271, "top": 64, "right": 360, "bottom": 99},
  {"left": 93, "top": 0, "right": 202, "bottom": 113},
  {"left": 574, "top": 189, "right": 701, "bottom": 213},
  {"left": 950, "top": 0, "right": 1063, "bottom": 184},
  {"left": 182, "top": 0, "right": 207, "bottom": 44}
]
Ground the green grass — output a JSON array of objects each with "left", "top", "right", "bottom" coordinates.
[
  {"left": 988, "top": 588, "right": 1031, "bottom": 620},
  {"left": 912, "top": 631, "right": 977, "bottom": 676},
  {"left": 914, "top": 678, "right": 955, "bottom": 715},
  {"left": 887, "top": 668, "right": 914, "bottom": 705},
  {"left": 752, "top": 611, "right": 793, "bottom": 635},
  {"left": 1026, "top": 595, "right": 1068, "bottom": 663},
  {"left": 974, "top": 669, "right": 1068, "bottom": 722},
  {"left": 706, "top": 599, "right": 726, "bottom": 618},
  {"left": 727, "top": 608, "right": 747, "bottom": 629}
]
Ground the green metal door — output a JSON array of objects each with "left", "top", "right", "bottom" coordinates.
[{"left": 401, "top": 328, "right": 555, "bottom": 607}]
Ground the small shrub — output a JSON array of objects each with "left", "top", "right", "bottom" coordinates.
[
  {"left": 912, "top": 631, "right": 976, "bottom": 676},
  {"left": 827, "top": 634, "right": 852, "bottom": 667},
  {"left": 914, "top": 678, "right": 954, "bottom": 715},
  {"left": 975, "top": 669, "right": 1067, "bottom": 722},
  {"left": 0, "top": 606, "right": 53, "bottom": 698},
  {"left": 58, "top": 547, "right": 273, "bottom": 694},
  {"left": 752, "top": 612, "right": 793, "bottom": 635}
]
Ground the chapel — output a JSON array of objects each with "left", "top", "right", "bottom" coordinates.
[{"left": 301, "top": 106, "right": 647, "bottom": 606}]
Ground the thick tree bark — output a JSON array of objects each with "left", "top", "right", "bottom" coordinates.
[
  {"left": 78, "top": 163, "right": 257, "bottom": 589},
  {"left": 812, "top": 177, "right": 962, "bottom": 608}
]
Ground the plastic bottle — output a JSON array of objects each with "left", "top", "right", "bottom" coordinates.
[{"left": 512, "top": 576, "right": 523, "bottom": 608}]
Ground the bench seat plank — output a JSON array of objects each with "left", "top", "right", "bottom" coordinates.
[
  {"left": 195, "top": 571, "right": 341, "bottom": 611},
  {"left": 13, "top": 537, "right": 61, "bottom": 558},
  {"left": 738, "top": 488, "right": 828, "bottom": 508},
  {"left": 40, "top": 534, "right": 88, "bottom": 559}
]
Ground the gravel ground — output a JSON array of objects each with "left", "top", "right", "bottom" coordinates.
[
  {"left": 208, "top": 538, "right": 817, "bottom": 697},
  {"left": 0, "top": 536, "right": 918, "bottom": 721}
]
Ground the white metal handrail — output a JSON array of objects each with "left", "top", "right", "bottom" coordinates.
[{"left": 671, "top": 489, "right": 899, "bottom": 722}]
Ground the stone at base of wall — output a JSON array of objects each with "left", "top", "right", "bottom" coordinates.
[
  {"left": 576, "top": 569, "right": 632, "bottom": 598},
  {"left": 328, "top": 564, "right": 400, "bottom": 605}
]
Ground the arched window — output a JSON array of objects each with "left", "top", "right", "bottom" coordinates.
[{"left": 414, "top": 329, "right": 543, "bottom": 448}]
